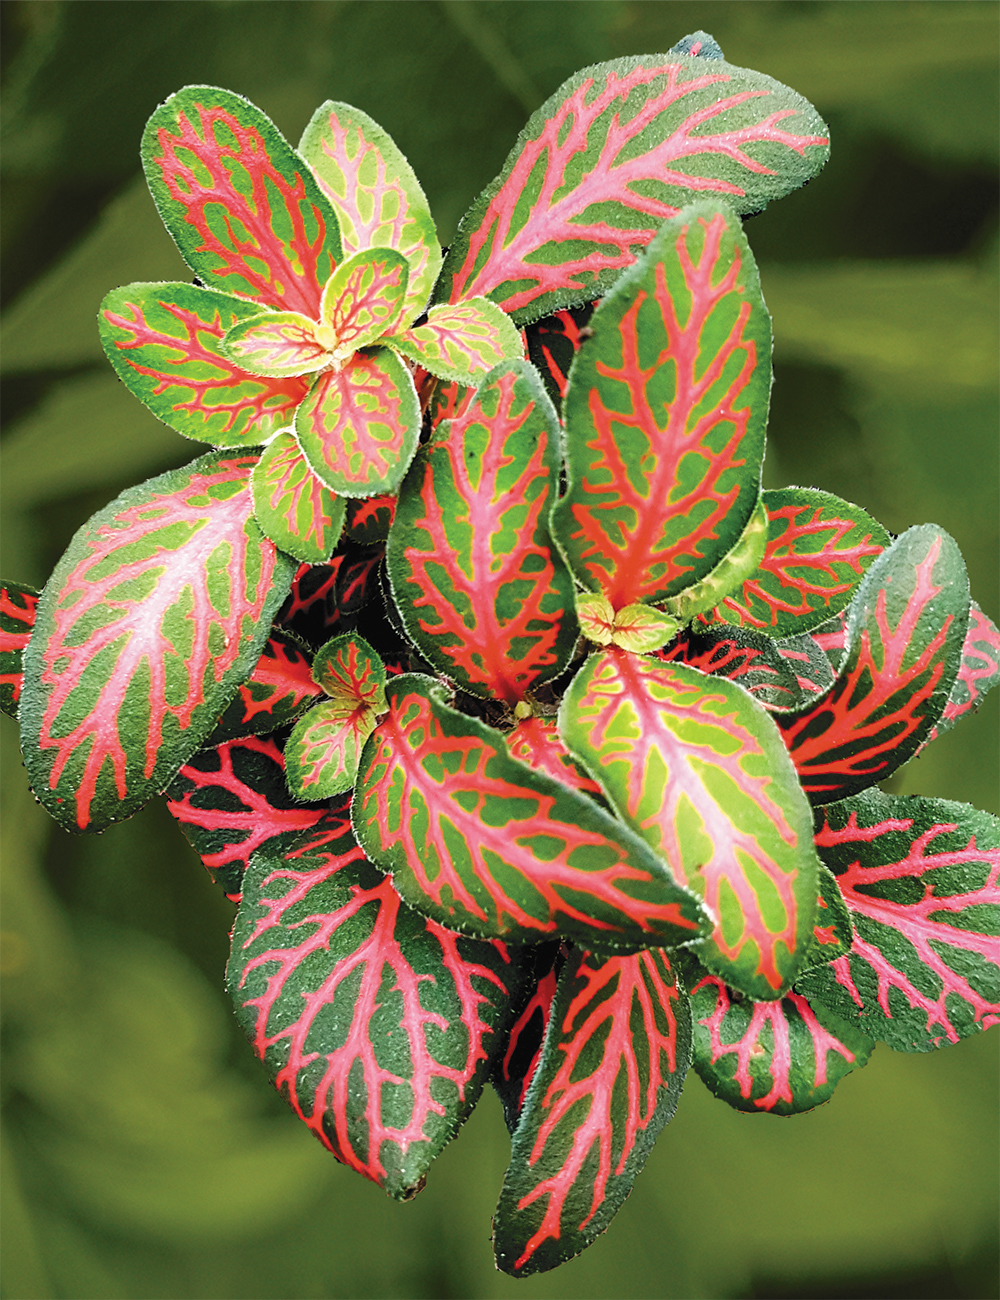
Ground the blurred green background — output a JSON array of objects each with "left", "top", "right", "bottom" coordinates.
[{"left": 1, "top": 3, "right": 997, "bottom": 1298}]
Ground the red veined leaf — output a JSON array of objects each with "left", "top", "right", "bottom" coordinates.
[
  {"left": 228, "top": 822, "right": 533, "bottom": 1199},
  {"left": 251, "top": 432, "right": 346, "bottom": 564},
  {"left": 797, "top": 791, "right": 1000, "bottom": 1051},
  {"left": 353, "top": 674, "right": 709, "bottom": 949},
  {"left": 295, "top": 347, "right": 419, "bottom": 496},
  {"left": 319, "top": 246, "right": 410, "bottom": 352},
  {"left": 660, "top": 622, "right": 835, "bottom": 712},
  {"left": 387, "top": 298, "right": 523, "bottom": 384},
  {"left": 699, "top": 488, "right": 890, "bottom": 637},
  {"left": 335, "top": 546, "right": 384, "bottom": 625},
  {"left": 20, "top": 452, "right": 297, "bottom": 832},
  {"left": 525, "top": 303, "right": 598, "bottom": 406},
  {"left": 387, "top": 361, "right": 577, "bottom": 703},
  {"left": 0, "top": 581, "right": 39, "bottom": 718},
  {"left": 688, "top": 967, "right": 873, "bottom": 1115},
  {"left": 311, "top": 632, "right": 386, "bottom": 708},
  {"left": 221, "top": 311, "right": 331, "bottom": 378},
  {"left": 560, "top": 649, "right": 821, "bottom": 999},
  {"left": 777, "top": 526, "right": 969, "bottom": 803},
  {"left": 299, "top": 100, "right": 442, "bottom": 325},
  {"left": 810, "top": 608, "right": 850, "bottom": 676},
  {"left": 210, "top": 628, "right": 321, "bottom": 743},
  {"left": 438, "top": 50, "right": 828, "bottom": 325},
  {"left": 552, "top": 203, "right": 770, "bottom": 608},
  {"left": 925, "top": 602, "right": 1000, "bottom": 745},
  {"left": 492, "top": 946, "right": 562, "bottom": 1133},
  {"left": 801, "top": 863, "right": 856, "bottom": 971},
  {"left": 505, "top": 716, "right": 603, "bottom": 799},
  {"left": 576, "top": 595, "right": 680, "bottom": 654},
  {"left": 142, "top": 85, "right": 341, "bottom": 315},
  {"left": 276, "top": 559, "right": 344, "bottom": 644},
  {"left": 425, "top": 377, "right": 477, "bottom": 434},
  {"left": 346, "top": 495, "right": 396, "bottom": 545},
  {"left": 493, "top": 946, "right": 691, "bottom": 1276},
  {"left": 166, "top": 733, "right": 328, "bottom": 899},
  {"left": 663, "top": 495, "right": 770, "bottom": 623},
  {"left": 100, "top": 283, "right": 310, "bottom": 447}
]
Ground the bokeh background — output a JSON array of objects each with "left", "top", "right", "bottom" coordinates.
[{"left": 1, "top": 3, "right": 997, "bottom": 1298}]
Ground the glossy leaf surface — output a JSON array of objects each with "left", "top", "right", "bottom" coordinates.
[
  {"left": 494, "top": 946, "right": 691, "bottom": 1276},
  {"left": 561, "top": 650, "right": 820, "bottom": 999},
  {"left": 388, "top": 362, "right": 576, "bottom": 703},
  {"left": 354, "top": 674, "right": 708, "bottom": 948},
  {"left": 439, "top": 50, "right": 828, "bottom": 324},
  {"left": 210, "top": 628, "right": 322, "bottom": 742},
  {"left": 552, "top": 204, "right": 769, "bottom": 607},
  {"left": 143, "top": 86, "right": 340, "bottom": 315},
  {"left": 0, "top": 581, "right": 38, "bottom": 718},
  {"left": 251, "top": 432, "right": 346, "bottom": 563},
  {"left": 100, "top": 283, "right": 310, "bottom": 446},
  {"left": 387, "top": 299, "right": 523, "bottom": 384},
  {"left": 21, "top": 452, "right": 296, "bottom": 831},
  {"left": 797, "top": 792, "right": 1000, "bottom": 1051}
]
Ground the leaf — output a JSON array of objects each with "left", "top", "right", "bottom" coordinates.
[
  {"left": 0, "top": 581, "right": 39, "bottom": 718},
  {"left": 777, "top": 526, "right": 969, "bottom": 803},
  {"left": 492, "top": 947, "right": 562, "bottom": 1133},
  {"left": 688, "top": 968, "right": 873, "bottom": 1115},
  {"left": 221, "top": 311, "right": 332, "bottom": 377},
  {"left": 576, "top": 595, "right": 680, "bottom": 654},
  {"left": 505, "top": 717, "right": 603, "bottom": 800},
  {"left": 209, "top": 629, "right": 322, "bottom": 743},
  {"left": 346, "top": 495, "right": 396, "bottom": 545},
  {"left": 493, "top": 946, "right": 691, "bottom": 1276},
  {"left": 388, "top": 361, "right": 577, "bottom": 703},
  {"left": 251, "top": 432, "right": 347, "bottom": 564},
  {"left": 166, "top": 733, "right": 329, "bottom": 899},
  {"left": 228, "top": 820, "right": 532, "bottom": 1199},
  {"left": 353, "top": 674, "right": 708, "bottom": 949},
  {"left": 319, "top": 246, "right": 411, "bottom": 351},
  {"left": 20, "top": 451, "right": 297, "bottom": 832},
  {"left": 100, "top": 283, "right": 311, "bottom": 447},
  {"left": 926, "top": 602, "right": 1000, "bottom": 745},
  {"left": 552, "top": 203, "right": 770, "bottom": 607},
  {"left": 525, "top": 303, "right": 597, "bottom": 406},
  {"left": 809, "top": 608, "right": 851, "bottom": 676},
  {"left": 295, "top": 347, "right": 420, "bottom": 496},
  {"left": 797, "top": 792, "right": 1000, "bottom": 1051},
  {"left": 387, "top": 298, "right": 523, "bottom": 384},
  {"left": 663, "top": 495, "right": 770, "bottom": 622},
  {"left": 699, "top": 488, "right": 891, "bottom": 636},
  {"left": 275, "top": 559, "right": 344, "bottom": 645},
  {"left": 438, "top": 51, "right": 828, "bottom": 324},
  {"left": 802, "top": 864, "right": 856, "bottom": 972},
  {"left": 299, "top": 100, "right": 442, "bottom": 324},
  {"left": 560, "top": 650, "right": 821, "bottom": 999},
  {"left": 142, "top": 85, "right": 341, "bottom": 316}
]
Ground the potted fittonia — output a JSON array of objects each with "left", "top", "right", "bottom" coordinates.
[{"left": 2, "top": 31, "right": 997, "bottom": 1277}]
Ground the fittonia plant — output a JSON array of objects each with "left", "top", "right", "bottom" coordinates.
[{"left": 2, "top": 30, "right": 998, "bottom": 1277}]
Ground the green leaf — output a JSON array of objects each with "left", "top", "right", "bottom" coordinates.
[
  {"left": 386, "top": 298, "right": 523, "bottom": 384},
  {"left": 222, "top": 311, "right": 331, "bottom": 378},
  {"left": 251, "top": 432, "right": 346, "bottom": 564},
  {"left": 0, "top": 580, "right": 39, "bottom": 719},
  {"left": 319, "top": 246, "right": 411, "bottom": 351}
]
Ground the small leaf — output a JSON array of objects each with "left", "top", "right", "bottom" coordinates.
[
  {"left": 251, "top": 432, "right": 346, "bottom": 564},
  {"left": 210, "top": 628, "right": 322, "bottom": 742},
  {"left": 0, "top": 581, "right": 39, "bottom": 718},
  {"left": 387, "top": 298, "right": 523, "bottom": 384},
  {"left": 311, "top": 632, "right": 387, "bottom": 709},
  {"left": 319, "top": 246, "right": 410, "bottom": 352},
  {"left": 222, "top": 311, "right": 330, "bottom": 377}
]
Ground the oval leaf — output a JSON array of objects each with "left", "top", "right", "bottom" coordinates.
[
  {"left": 222, "top": 311, "right": 330, "bottom": 377},
  {"left": 387, "top": 298, "right": 524, "bottom": 384},
  {"left": 320, "top": 246, "right": 410, "bottom": 352},
  {"left": 251, "top": 431, "right": 347, "bottom": 564}
]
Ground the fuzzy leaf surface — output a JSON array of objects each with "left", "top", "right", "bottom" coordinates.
[
  {"left": 320, "top": 247, "right": 410, "bottom": 352},
  {"left": 492, "top": 948, "right": 561, "bottom": 1134},
  {"left": 0, "top": 581, "right": 38, "bottom": 718},
  {"left": 251, "top": 432, "right": 346, "bottom": 563},
  {"left": 221, "top": 311, "right": 331, "bottom": 378},
  {"left": 661, "top": 623, "right": 834, "bottom": 712},
  {"left": 210, "top": 628, "right": 322, "bottom": 742},
  {"left": 505, "top": 717, "right": 604, "bottom": 799},
  {"left": 387, "top": 299, "right": 523, "bottom": 384},
  {"left": 926, "top": 602, "right": 1000, "bottom": 744}
]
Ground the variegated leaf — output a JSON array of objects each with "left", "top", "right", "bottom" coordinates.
[
  {"left": 778, "top": 526, "right": 969, "bottom": 803},
  {"left": 560, "top": 650, "right": 820, "bottom": 999},
  {"left": 661, "top": 623, "right": 835, "bottom": 712},
  {"left": 276, "top": 560, "right": 344, "bottom": 645},
  {"left": 552, "top": 203, "right": 769, "bottom": 608},
  {"left": 388, "top": 361, "right": 577, "bottom": 703},
  {"left": 143, "top": 86, "right": 341, "bottom": 315},
  {"left": 438, "top": 49, "right": 828, "bottom": 324},
  {"left": 228, "top": 814, "right": 531, "bottom": 1198},
  {"left": 663, "top": 495, "right": 770, "bottom": 623},
  {"left": 494, "top": 946, "right": 691, "bottom": 1276},
  {"left": 296, "top": 347, "right": 419, "bottom": 496},
  {"left": 20, "top": 452, "right": 296, "bottom": 832},
  {"left": 210, "top": 629, "right": 321, "bottom": 742},
  {"left": 221, "top": 311, "right": 330, "bottom": 377},
  {"left": 801, "top": 863, "right": 856, "bottom": 971},
  {"left": 299, "top": 100, "right": 442, "bottom": 323},
  {"left": 809, "top": 608, "right": 851, "bottom": 676},
  {"left": 926, "top": 602, "right": 1000, "bottom": 744},
  {"left": 492, "top": 947, "right": 562, "bottom": 1133},
  {"left": 387, "top": 298, "right": 523, "bottom": 384},
  {"left": 354, "top": 674, "right": 708, "bottom": 949},
  {"left": 251, "top": 432, "right": 346, "bottom": 563},
  {"left": 0, "top": 581, "right": 39, "bottom": 718},
  {"left": 798, "top": 792, "right": 1000, "bottom": 1051},
  {"left": 319, "top": 246, "right": 410, "bottom": 352},
  {"left": 346, "top": 495, "right": 396, "bottom": 545},
  {"left": 505, "top": 716, "right": 603, "bottom": 799},
  {"left": 100, "top": 283, "right": 310, "bottom": 446}
]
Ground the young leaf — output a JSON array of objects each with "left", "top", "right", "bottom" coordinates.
[
  {"left": 493, "top": 946, "right": 691, "bottom": 1276},
  {"left": 560, "top": 650, "right": 821, "bottom": 1000},
  {"left": 209, "top": 628, "right": 322, "bottom": 742},
  {"left": 353, "top": 674, "right": 709, "bottom": 949},
  {"left": 319, "top": 246, "right": 410, "bottom": 352},
  {"left": 251, "top": 431, "right": 347, "bottom": 564},
  {"left": 0, "top": 581, "right": 39, "bottom": 718},
  {"left": 20, "top": 451, "right": 296, "bottom": 832},
  {"left": 221, "top": 311, "right": 331, "bottom": 378},
  {"left": 925, "top": 602, "right": 1000, "bottom": 744},
  {"left": 143, "top": 85, "right": 341, "bottom": 316},
  {"left": 778, "top": 526, "right": 969, "bottom": 803},
  {"left": 100, "top": 283, "right": 311, "bottom": 446},
  {"left": 688, "top": 968, "right": 873, "bottom": 1115},
  {"left": 388, "top": 361, "right": 577, "bottom": 703},
  {"left": 796, "top": 791, "right": 1000, "bottom": 1051},
  {"left": 166, "top": 733, "right": 329, "bottom": 899},
  {"left": 438, "top": 50, "right": 828, "bottom": 324},
  {"left": 228, "top": 820, "right": 532, "bottom": 1199},
  {"left": 552, "top": 203, "right": 770, "bottom": 608},
  {"left": 386, "top": 298, "right": 523, "bottom": 384}
]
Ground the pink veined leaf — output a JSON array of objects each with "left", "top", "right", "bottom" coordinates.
[
  {"left": 100, "top": 283, "right": 311, "bottom": 446},
  {"left": 809, "top": 607, "right": 851, "bottom": 676},
  {"left": 505, "top": 717, "right": 603, "bottom": 799},
  {"left": 552, "top": 204, "right": 770, "bottom": 608},
  {"left": 311, "top": 633, "right": 387, "bottom": 708},
  {"left": 493, "top": 946, "right": 691, "bottom": 1276},
  {"left": 251, "top": 432, "right": 347, "bottom": 565},
  {"left": 924, "top": 602, "right": 1000, "bottom": 745},
  {"left": 438, "top": 52, "right": 828, "bottom": 324},
  {"left": 210, "top": 628, "right": 322, "bottom": 742},
  {"left": 660, "top": 623, "right": 834, "bottom": 712},
  {"left": 221, "top": 311, "right": 331, "bottom": 377},
  {"left": 142, "top": 86, "right": 341, "bottom": 316},
  {"left": 492, "top": 949, "right": 562, "bottom": 1133},
  {"left": 320, "top": 247, "right": 411, "bottom": 351},
  {"left": 387, "top": 298, "right": 524, "bottom": 384},
  {"left": 20, "top": 452, "right": 296, "bottom": 832},
  {"left": 796, "top": 791, "right": 1000, "bottom": 1051},
  {"left": 228, "top": 810, "right": 532, "bottom": 1199},
  {"left": 0, "top": 580, "right": 39, "bottom": 718}
]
